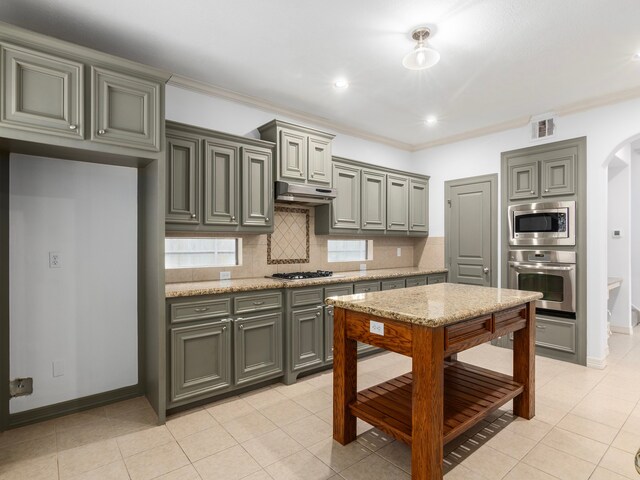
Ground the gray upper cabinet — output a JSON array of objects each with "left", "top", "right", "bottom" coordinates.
[
  {"left": 541, "top": 151, "right": 575, "bottom": 197},
  {"left": 291, "top": 306, "right": 324, "bottom": 371},
  {"left": 258, "top": 120, "right": 334, "bottom": 186},
  {"left": 386, "top": 174, "right": 409, "bottom": 231},
  {"left": 166, "top": 132, "right": 200, "bottom": 224},
  {"left": 91, "top": 67, "right": 161, "bottom": 151},
  {"left": 242, "top": 147, "right": 272, "bottom": 228},
  {"left": 203, "top": 140, "right": 239, "bottom": 226},
  {"left": 332, "top": 162, "right": 361, "bottom": 230},
  {"left": 361, "top": 170, "right": 386, "bottom": 231},
  {"left": 409, "top": 178, "right": 429, "bottom": 233},
  {"left": 234, "top": 312, "right": 282, "bottom": 385},
  {"left": 171, "top": 321, "right": 231, "bottom": 403},
  {"left": 1, "top": 43, "right": 83, "bottom": 139},
  {"left": 508, "top": 157, "right": 539, "bottom": 200}
]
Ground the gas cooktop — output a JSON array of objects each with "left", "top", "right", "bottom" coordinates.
[{"left": 269, "top": 270, "right": 334, "bottom": 281}]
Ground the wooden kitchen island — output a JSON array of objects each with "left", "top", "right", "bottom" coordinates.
[{"left": 326, "top": 283, "right": 543, "bottom": 479}]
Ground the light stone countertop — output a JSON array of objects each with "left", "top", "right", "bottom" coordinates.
[
  {"left": 165, "top": 267, "right": 448, "bottom": 298},
  {"left": 325, "top": 283, "right": 543, "bottom": 328}
]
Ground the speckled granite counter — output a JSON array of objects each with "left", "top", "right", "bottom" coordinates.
[
  {"left": 165, "top": 267, "right": 448, "bottom": 298},
  {"left": 325, "top": 283, "right": 542, "bottom": 327}
]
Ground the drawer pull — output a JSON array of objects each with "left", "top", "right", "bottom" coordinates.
[
  {"left": 536, "top": 325, "right": 546, "bottom": 330},
  {"left": 193, "top": 307, "right": 209, "bottom": 312},
  {"left": 252, "top": 301, "right": 264, "bottom": 306},
  {"left": 364, "top": 288, "right": 370, "bottom": 292}
]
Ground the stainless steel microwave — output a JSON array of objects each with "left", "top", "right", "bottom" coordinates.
[{"left": 508, "top": 201, "right": 575, "bottom": 246}]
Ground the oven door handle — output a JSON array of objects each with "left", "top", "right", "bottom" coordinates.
[{"left": 509, "top": 264, "right": 574, "bottom": 271}]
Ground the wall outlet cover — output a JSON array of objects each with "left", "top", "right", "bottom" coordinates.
[
  {"left": 53, "top": 360, "right": 64, "bottom": 377},
  {"left": 220, "top": 271, "right": 231, "bottom": 280},
  {"left": 49, "top": 251, "right": 61, "bottom": 268},
  {"left": 360, "top": 263, "right": 367, "bottom": 272},
  {"left": 369, "top": 320, "right": 384, "bottom": 336}
]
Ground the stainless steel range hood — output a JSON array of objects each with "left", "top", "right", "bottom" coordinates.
[{"left": 275, "top": 181, "right": 337, "bottom": 205}]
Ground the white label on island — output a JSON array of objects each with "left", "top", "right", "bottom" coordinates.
[{"left": 370, "top": 320, "right": 384, "bottom": 336}]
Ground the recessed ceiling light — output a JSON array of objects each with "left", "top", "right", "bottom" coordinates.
[
  {"left": 333, "top": 79, "right": 349, "bottom": 89},
  {"left": 425, "top": 116, "right": 438, "bottom": 125},
  {"left": 633, "top": 53, "right": 640, "bottom": 61}
]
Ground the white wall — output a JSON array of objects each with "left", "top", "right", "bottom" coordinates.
[
  {"left": 631, "top": 147, "right": 640, "bottom": 315},
  {"left": 607, "top": 148, "right": 631, "bottom": 332},
  {"left": 9, "top": 154, "right": 138, "bottom": 413},
  {"left": 166, "top": 85, "right": 414, "bottom": 172},
  {"left": 411, "top": 97, "right": 640, "bottom": 365}
]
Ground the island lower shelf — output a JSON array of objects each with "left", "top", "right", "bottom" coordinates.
[{"left": 349, "top": 361, "right": 524, "bottom": 446}]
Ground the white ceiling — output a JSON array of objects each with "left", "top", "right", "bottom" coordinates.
[{"left": 2, "top": 0, "right": 640, "bottom": 149}]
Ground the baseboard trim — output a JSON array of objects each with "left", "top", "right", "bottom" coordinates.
[
  {"left": 610, "top": 325, "right": 634, "bottom": 335},
  {"left": 587, "top": 355, "right": 607, "bottom": 370},
  {"left": 7, "top": 383, "right": 144, "bottom": 430}
]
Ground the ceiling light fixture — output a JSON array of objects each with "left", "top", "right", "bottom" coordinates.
[
  {"left": 633, "top": 53, "right": 640, "bottom": 61},
  {"left": 333, "top": 78, "right": 349, "bottom": 89},
  {"left": 425, "top": 116, "right": 438, "bottom": 125},
  {"left": 403, "top": 27, "right": 440, "bottom": 70}
]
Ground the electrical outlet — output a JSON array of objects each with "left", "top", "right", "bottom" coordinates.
[
  {"left": 49, "top": 251, "right": 61, "bottom": 268},
  {"left": 220, "top": 271, "right": 231, "bottom": 280},
  {"left": 397, "top": 248, "right": 401, "bottom": 257},
  {"left": 369, "top": 320, "right": 384, "bottom": 336},
  {"left": 360, "top": 263, "right": 367, "bottom": 272},
  {"left": 53, "top": 360, "right": 64, "bottom": 377}
]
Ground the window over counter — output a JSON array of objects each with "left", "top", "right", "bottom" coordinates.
[
  {"left": 327, "top": 239, "right": 372, "bottom": 263},
  {"left": 165, "top": 238, "right": 241, "bottom": 268}
]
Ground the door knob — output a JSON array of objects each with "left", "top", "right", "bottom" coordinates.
[{"left": 483, "top": 267, "right": 489, "bottom": 274}]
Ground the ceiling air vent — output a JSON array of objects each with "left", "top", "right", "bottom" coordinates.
[{"left": 530, "top": 113, "right": 556, "bottom": 141}]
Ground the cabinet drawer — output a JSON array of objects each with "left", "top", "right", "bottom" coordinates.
[
  {"left": 494, "top": 307, "right": 527, "bottom": 335},
  {"left": 406, "top": 276, "right": 427, "bottom": 287},
  {"left": 170, "top": 298, "right": 231, "bottom": 324},
  {"left": 428, "top": 274, "right": 447, "bottom": 285},
  {"left": 534, "top": 316, "right": 576, "bottom": 354},
  {"left": 234, "top": 291, "right": 282, "bottom": 314},
  {"left": 354, "top": 282, "right": 381, "bottom": 294},
  {"left": 324, "top": 284, "right": 353, "bottom": 299},
  {"left": 381, "top": 279, "right": 405, "bottom": 291},
  {"left": 444, "top": 315, "right": 493, "bottom": 355},
  {"left": 290, "top": 288, "right": 324, "bottom": 307}
]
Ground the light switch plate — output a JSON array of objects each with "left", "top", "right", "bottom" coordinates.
[
  {"left": 370, "top": 320, "right": 384, "bottom": 336},
  {"left": 612, "top": 229, "right": 622, "bottom": 238},
  {"left": 220, "top": 271, "right": 231, "bottom": 280},
  {"left": 53, "top": 360, "right": 64, "bottom": 377},
  {"left": 396, "top": 248, "right": 401, "bottom": 257}
]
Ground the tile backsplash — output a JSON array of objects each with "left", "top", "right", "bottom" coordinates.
[{"left": 165, "top": 204, "right": 445, "bottom": 283}]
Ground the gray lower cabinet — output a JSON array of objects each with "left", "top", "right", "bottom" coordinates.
[
  {"left": 171, "top": 320, "right": 231, "bottom": 403},
  {"left": 354, "top": 281, "right": 381, "bottom": 294},
  {"left": 234, "top": 312, "right": 282, "bottom": 385},
  {"left": 204, "top": 140, "right": 239, "bottom": 226},
  {"left": 166, "top": 132, "right": 200, "bottom": 224},
  {"left": 291, "top": 305, "right": 324, "bottom": 371},
  {"left": 242, "top": 147, "right": 272, "bottom": 228},
  {"left": 386, "top": 174, "right": 409, "bottom": 231},
  {"left": 381, "top": 279, "right": 405, "bottom": 290},
  {"left": 324, "top": 305, "right": 334, "bottom": 363},
  {"left": 332, "top": 162, "right": 361, "bottom": 230},
  {"left": 361, "top": 170, "right": 386, "bottom": 231},
  {"left": 428, "top": 273, "right": 447, "bottom": 284},
  {"left": 91, "top": 67, "right": 161, "bottom": 151},
  {"left": 406, "top": 276, "right": 427, "bottom": 287},
  {"left": 1, "top": 43, "right": 84, "bottom": 138},
  {"left": 409, "top": 178, "right": 429, "bottom": 233}
]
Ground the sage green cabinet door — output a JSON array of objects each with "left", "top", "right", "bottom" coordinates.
[
  {"left": 291, "top": 306, "right": 323, "bottom": 371},
  {"left": 204, "top": 141, "right": 239, "bottom": 226},
  {"left": 428, "top": 273, "right": 447, "bottom": 284},
  {"left": 171, "top": 321, "right": 231, "bottom": 403},
  {"left": 234, "top": 312, "right": 283, "bottom": 386},
  {"left": 332, "top": 163, "right": 360, "bottom": 229},
  {"left": 166, "top": 132, "right": 200, "bottom": 224},
  {"left": 307, "top": 136, "right": 331, "bottom": 185},
  {"left": 324, "top": 306, "right": 334, "bottom": 362},
  {"left": 409, "top": 178, "right": 429, "bottom": 232},
  {"left": 381, "top": 279, "right": 405, "bottom": 291},
  {"left": 91, "top": 67, "right": 161, "bottom": 151},
  {"left": 280, "top": 129, "right": 307, "bottom": 181},
  {"left": 386, "top": 175, "right": 409, "bottom": 231},
  {"left": 361, "top": 170, "right": 386, "bottom": 231},
  {"left": 508, "top": 159, "right": 538, "bottom": 200},
  {"left": 406, "top": 276, "right": 427, "bottom": 287},
  {"left": 1, "top": 44, "right": 83, "bottom": 138},
  {"left": 541, "top": 151, "right": 575, "bottom": 197},
  {"left": 242, "top": 147, "right": 272, "bottom": 227}
]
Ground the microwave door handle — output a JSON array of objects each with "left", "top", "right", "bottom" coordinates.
[{"left": 511, "top": 264, "right": 574, "bottom": 271}]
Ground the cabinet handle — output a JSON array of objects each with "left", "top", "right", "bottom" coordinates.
[
  {"left": 98, "top": 129, "right": 106, "bottom": 135},
  {"left": 239, "top": 324, "right": 244, "bottom": 329},
  {"left": 222, "top": 326, "right": 227, "bottom": 331},
  {"left": 193, "top": 307, "right": 209, "bottom": 312},
  {"left": 252, "top": 301, "right": 264, "bottom": 305},
  {"left": 316, "top": 312, "right": 320, "bottom": 316},
  {"left": 536, "top": 325, "right": 546, "bottom": 330},
  {"left": 69, "top": 124, "right": 77, "bottom": 130},
  {"left": 530, "top": 190, "right": 534, "bottom": 194},
  {"left": 388, "top": 224, "right": 392, "bottom": 228},
  {"left": 265, "top": 217, "right": 270, "bottom": 222},
  {"left": 310, "top": 173, "right": 314, "bottom": 177},
  {"left": 363, "top": 222, "right": 367, "bottom": 225},
  {"left": 544, "top": 188, "right": 549, "bottom": 192},
  {"left": 190, "top": 214, "right": 197, "bottom": 219},
  {"left": 231, "top": 216, "right": 235, "bottom": 221}
]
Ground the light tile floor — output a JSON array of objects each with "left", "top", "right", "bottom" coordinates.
[{"left": 1, "top": 326, "right": 639, "bottom": 479}]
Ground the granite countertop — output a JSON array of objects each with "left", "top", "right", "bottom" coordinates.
[
  {"left": 325, "top": 283, "right": 543, "bottom": 328},
  {"left": 165, "top": 267, "right": 448, "bottom": 298}
]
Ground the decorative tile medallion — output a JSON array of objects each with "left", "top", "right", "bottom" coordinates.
[{"left": 267, "top": 205, "right": 310, "bottom": 264}]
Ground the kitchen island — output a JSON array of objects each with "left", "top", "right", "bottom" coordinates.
[{"left": 326, "top": 283, "right": 543, "bottom": 479}]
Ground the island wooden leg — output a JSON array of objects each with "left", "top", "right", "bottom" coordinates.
[
  {"left": 333, "top": 307, "right": 357, "bottom": 445},
  {"left": 513, "top": 300, "right": 536, "bottom": 419},
  {"left": 412, "top": 325, "right": 444, "bottom": 479}
]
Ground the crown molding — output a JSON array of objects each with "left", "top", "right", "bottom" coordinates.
[
  {"left": 167, "top": 74, "right": 413, "bottom": 151},
  {"left": 169, "top": 74, "right": 640, "bottom": 154}
]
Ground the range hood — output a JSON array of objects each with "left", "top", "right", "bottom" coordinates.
[{"left": 275, "top": 181, "right": 337, "bottom": 205}]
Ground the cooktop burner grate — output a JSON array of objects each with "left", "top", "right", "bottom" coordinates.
[{"left": 270, "top": 270, "right": 334, "bottom": 280}]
